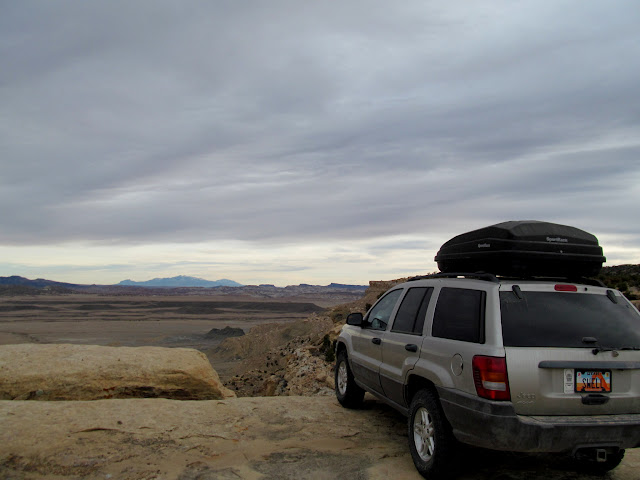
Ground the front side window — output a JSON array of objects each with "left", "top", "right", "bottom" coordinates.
[
  {"left": 432, "top": 288, "right": 486, "bottom": 343},
  {"left": 365, "top": 289, "right": 403, "bottom": 331}
]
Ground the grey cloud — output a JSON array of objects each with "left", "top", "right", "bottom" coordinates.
[{"left": 1, "top": 1, "right": 640, "bottom": 253}]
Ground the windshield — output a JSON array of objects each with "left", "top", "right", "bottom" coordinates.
[{"left": 500, "top": 291, "right": 640, "bottom": 348}]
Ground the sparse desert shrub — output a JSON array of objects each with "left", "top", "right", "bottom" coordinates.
[
  {"left": 330, "top": 306, "right": 351, "bottom": 323},
  {"left": 325, "top": 345, "right": 335, "bottom": 363},
  {"left": 320, "top": 334, "right": 336, "bottom": 363}
]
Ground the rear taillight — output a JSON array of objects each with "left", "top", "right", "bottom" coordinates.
[
  {"left": 555, "top": 284, "right": 578, "bottom": 292},
  {"left": 472, "top": 355, "right": 511, "bottom": 401}
]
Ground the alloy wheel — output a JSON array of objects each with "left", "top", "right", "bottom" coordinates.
[
  {"left": 413, "top": 406, "right": 436, "bottom": 462},
  {"left": 337, "top": 361, "right": 348, "bottom": 395}
]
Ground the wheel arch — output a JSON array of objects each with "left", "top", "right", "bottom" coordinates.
[
  {"left": 405, "top": 374, "right": 438, "bottom": 405},
  {"left": 335, "top": 340, "right": 348, "bottom": 358}
]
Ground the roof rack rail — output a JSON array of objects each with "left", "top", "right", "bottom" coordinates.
[
  {"left": 408, "top": 273, "right": 606, "bottom": 287},
  {"left": 408, "top": 272, "right": 500, "bottom": 283}
]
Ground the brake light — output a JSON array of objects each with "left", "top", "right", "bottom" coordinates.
[
  {"left": 555, "top": 284, "right": 578, "bottom": 292},
  {"left": 472, "top": 356, "right": 511, "bottom": 401}
]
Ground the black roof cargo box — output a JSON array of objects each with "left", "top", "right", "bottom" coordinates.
[{"left": 434, "top": 221, "right": 606, "bottom": 278}]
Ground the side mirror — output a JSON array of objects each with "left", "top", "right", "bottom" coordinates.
[{"left": 347, "top": 312, "right": 364, "bottom": 326}]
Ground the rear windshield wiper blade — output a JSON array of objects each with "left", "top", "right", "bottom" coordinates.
[
  {"left": 592, "top": 346, "right": 616, "bottom": 355},
  {"left": 592, "top": 346, "right": 640, "bottom": 355}
]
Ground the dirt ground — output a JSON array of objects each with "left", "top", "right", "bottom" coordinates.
[{"left": 1, "top": 395, "right": 638, "bottom": 480}]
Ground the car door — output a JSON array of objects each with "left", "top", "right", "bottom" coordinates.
[
  {"left": 349, "top": 288, "right": 403, "bottom": 394},
  {"left": 380, "top": 286, "right": 434, "bottom": 406}
]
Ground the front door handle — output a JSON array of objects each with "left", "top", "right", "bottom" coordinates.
[
  {"left": 372, "top": 338, "right": 382, "bottom": 345},
  {"left": 405, "top": 344, "right": 418, "bottom": 352}
]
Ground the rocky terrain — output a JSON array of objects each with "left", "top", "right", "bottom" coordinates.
[
  {"left": 212, "top": 280, "right": 403, "bottom": 397},
  {"left": 2, "top": 396, "right": 638, "bottom": 479},
  {"left": 1, "top": 277, "right": 639, "bottom": 479}
]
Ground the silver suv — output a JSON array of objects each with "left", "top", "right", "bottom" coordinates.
[{"left": 335, "top": 273, "right": 640, "bottom": 478}]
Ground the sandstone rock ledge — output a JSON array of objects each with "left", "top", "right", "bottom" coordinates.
[
  {"left": 0, "top": 344, "right": 235, "bottom": 400},
  {"left": 1, "top": 397, "right": 638, "bottom": 480},
  {"left": 0, "top": 396, "right": 416, "bottom": 480}
]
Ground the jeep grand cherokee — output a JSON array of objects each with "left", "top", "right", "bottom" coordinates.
[{"left": 335, "top": 273, "right": 640, "bottom": 479}]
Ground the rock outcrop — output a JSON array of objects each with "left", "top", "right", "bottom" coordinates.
[
  {"left": 204, "top": 326, "right": 245, "bottom": 339},
  {"left": 0, "top": 344, "right": 235, "bottom": 400},
  {"left": 214, "top": 315, "right": 341, "bottom": 396},
  {"left": 1, "top": 396, "right": 638, "bottom": 480},
  {"left": 0, "top": 396, "right": 416, "bottom": 479},
  {"left": 214, "top": 280, "right": 408, "bottom": 398}
]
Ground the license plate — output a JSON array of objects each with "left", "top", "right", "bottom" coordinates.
[{"left": 575, "top": 370, "right": 612, "bottom": 393}]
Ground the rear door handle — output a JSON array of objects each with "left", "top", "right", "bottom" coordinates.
[
  {"left": 372, "top": 338, "right": 382, "bottom": 345},
  {"left": 405, "top": 344, "right": 418, "bottom": 352}
]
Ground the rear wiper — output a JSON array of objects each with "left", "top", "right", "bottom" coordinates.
[
  {"left": 582, "top": 338, "right": 640, "bottom": 355},
  {"left": 592, "top": 346, "right": 640, "bottom": 355},
  {"left": 592, "top": 346, "right": 618, "bottom": 355}
]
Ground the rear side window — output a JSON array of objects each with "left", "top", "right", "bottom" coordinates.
[
  {"left": 500, "top": 291, "right": 640, "bottom": 348},
  {"left": 391, "top": 287, "right": 434, "bottom": 335},
  {"left": 432, "top": 288, "right": 486, "bottom": 343}
]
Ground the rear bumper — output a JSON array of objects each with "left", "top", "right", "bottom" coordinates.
[{"left": 437, "top": 387, "right": 640, "bottom": 453}]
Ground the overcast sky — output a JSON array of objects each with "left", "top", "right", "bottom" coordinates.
[{"left": 1, "top": 1, "right": 639, "bottom": 286}]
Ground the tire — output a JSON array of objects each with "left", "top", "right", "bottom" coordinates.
[
  {"left": 408, "top": 388, "right": 457, "bottom": 479},
  {"left": 335, "top": 350, "right": 365, "bottom": 408}
]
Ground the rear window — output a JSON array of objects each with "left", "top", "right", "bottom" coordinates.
[{"left": 500, "top": 291, "right": 640, "bottom": 348}]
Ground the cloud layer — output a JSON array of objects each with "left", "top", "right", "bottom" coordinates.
[{"left": 1, "top": 1, "right": 639, "bottom": 284}]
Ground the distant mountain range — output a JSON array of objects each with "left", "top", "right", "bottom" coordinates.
[
  {"left": 118, "top": 276, "right": 243, "bottom": 288},
  {"left": 0, "top": 275, "right": 368, "bottom": 302},
  {"left": 0, "top": 275, "right": 80, "bottom": 288},
  {"left": 0, "top": 275, "right": 368, "bottom": 291}
]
